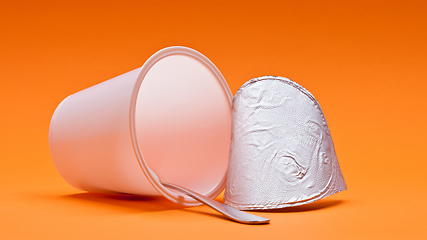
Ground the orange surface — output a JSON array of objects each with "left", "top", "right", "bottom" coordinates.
[{"left": 1, "top": 0, "right": 426, "bottom": 239}]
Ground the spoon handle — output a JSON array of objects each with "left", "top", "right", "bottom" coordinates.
[{"left": 162, "top": 182, "right": 270, "bottom": 225}]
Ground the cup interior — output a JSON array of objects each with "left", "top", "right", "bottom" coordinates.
[{"left": 132, "top": 47, "right": 232, "bottom": 205}]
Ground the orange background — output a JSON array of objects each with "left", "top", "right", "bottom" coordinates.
[{"left": 1, "top": 0, "right": 426, "bottom": 239}]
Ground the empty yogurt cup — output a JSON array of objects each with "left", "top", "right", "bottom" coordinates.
[{"left": 49, "top": 46, "right": 233, "bottom": 206}]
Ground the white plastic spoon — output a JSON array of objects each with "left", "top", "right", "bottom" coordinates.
[{"left": 162, "top": 182, "right": 270, "bottom": 225}]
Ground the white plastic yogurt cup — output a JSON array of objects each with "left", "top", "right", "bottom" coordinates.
[{"left": 49, "top": 46, "right": 233, "bottom": 206}]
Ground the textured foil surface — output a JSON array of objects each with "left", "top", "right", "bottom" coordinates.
[{"left": 224, "top": 76, "right": 347, "bottom": 210}]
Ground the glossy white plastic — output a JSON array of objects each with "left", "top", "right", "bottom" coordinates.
[{"left": 49, "top": 46, "right": 233, "bottom": 206}]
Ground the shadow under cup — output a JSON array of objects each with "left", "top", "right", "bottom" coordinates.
[{"left": 49, "top": 46, "right": 233, "bottom": 207}]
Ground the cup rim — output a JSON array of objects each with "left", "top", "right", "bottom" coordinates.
[{"left": 129, "top": 46, "right": 233, "bottom": 206}]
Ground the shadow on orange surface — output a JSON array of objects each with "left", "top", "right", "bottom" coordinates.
[
  {"left": 180, "top": 208, "right": 238, "bottom": 223},
  {"left": 158, "top": 198, "right": 347, "bottom": 223},
  {"left": 62, "top": 192, "right": 183, "bottom": 212},
  {"left": 58, "top": 191, "right": 344, "bottom": 221}
]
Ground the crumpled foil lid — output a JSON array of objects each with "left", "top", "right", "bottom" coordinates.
[{"left": 224, "top": 76, "right": 347, "bottom": 210}]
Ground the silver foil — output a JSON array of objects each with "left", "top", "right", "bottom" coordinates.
[{"left": 224, "top": 76, "right": 347, "bottom": 210}]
